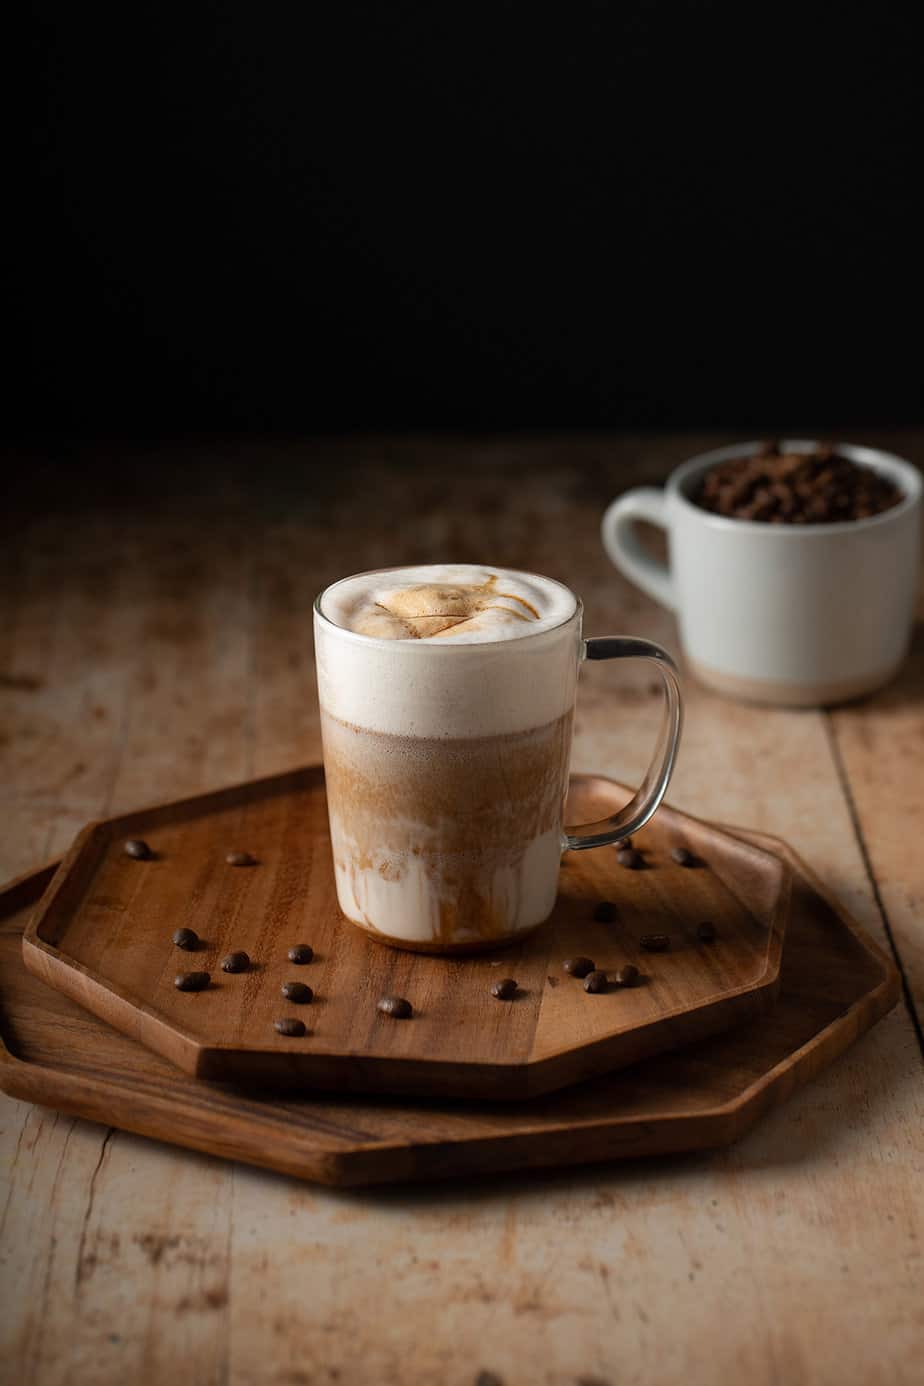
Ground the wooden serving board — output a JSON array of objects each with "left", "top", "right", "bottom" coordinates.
[
  {"left": 22, "top": 773, "right": 789, "bottom": 1099},
  {"left": 1, "top": 828, "right": 898, "bottom": 1186}
]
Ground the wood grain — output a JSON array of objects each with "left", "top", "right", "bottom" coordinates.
[
  {"left": 2, "top": 434, "right": 922, "bottom": 1386},
  {"left": 23, "top": 775, "right": 789, "bottom": 1098},
  {"left": 0, "top": 832, "right": 899, "bottom": 1185}
]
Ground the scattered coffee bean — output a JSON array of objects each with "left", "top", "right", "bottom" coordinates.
[
  {"left": 172, "top": 927, "right": 199, "bottom": 951},
  {"left": 563, "top": 956, "right": 595, "bottom": 978},
  {"left": 697, "top": 921, "right": 717, "bottom": 943},
  {"left": 617, "top": 848, "right": 644, "bottom": 870},
  {"left": 615, "top": 963, "right": 639, "bottom": 987},
  {"left": 274, "top": 1017, "right": 306, "bottom": 1037},
  {"left": 174, "top": 971, "right": 210, "bottom": 992},
  {"left": 593, "top": 900, "right": 618, "bottom": 923},
  {"left": 491, "top": 978, "right": 518, "bottom": 1000},
  {"left": 615, "top": 836, "right": 633, "bottom": 850},
  {"left": 584, "top": 969, "right": 608, "bottom": 994},
  {"left": 281, "top": 981, "right": 313, "bottom": 1004},
  {"left": 225, "top": 850, "right": 256, "bottom": 867},
  {"left": 221, "top": 950, "right": 250, "bottom": 973},
  {"left": 124, "top": 838, "right": 152, "bottom": 860},
  {"left": 640, "top": 934, "right": 671, "bottom": 952},
  {"left": 287, "top": 944, "right": 314, "bottom": 964},
  {"left": 671, "top": 846, "right": 698, "bottom": 867},
  {"left": 377, "top": 995, "right": 413, "bottom": 1019}
]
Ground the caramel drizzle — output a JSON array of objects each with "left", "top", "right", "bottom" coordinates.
[{"left": 372, "top": 575, "right": 541, "bottom": 638}]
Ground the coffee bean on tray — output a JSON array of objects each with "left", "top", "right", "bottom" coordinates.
[
  {"left": 274, "top": 1017, "right": 306, "bottom": 1037},
  {"left": 221, "top": 950, "right": 250, "bottom": 973},
  {"left": 671, "top": 846, "right": 698, "bottom": 867},
  {"left": 563, "top": 956, "right": 595, "bottom": 977},
  {"left": 491, "top": 978, "right": 518, "bottom": 1000},
  {"left": 593, "top": 901, "right": 618, "bottom": 923},
  {"left": 697, "top": 921, "right": 717, "bottom": 942},
  {"left": 615, "top": 963, "right": 639, "bottom": 986},
  {"left": 287, "top": 944, "right": 314, "bottom": 964},
  {"left": 172, "top": 927, "right": 199, "bottom": 951},
  {"left": 615, "top": 836, "right": 632, "bottom": 850},
  {"left": 281, "top": 981, "right": 313, "bottom": 1004},
  {"left": 617, "top": 848, "right": 644, "bottom": 870},
  {"left": 640, "top": 934, "right": 671, "bottom": 952},
  {"left": 124, "top": 838, "right": 152, "bottom": 860},
  {"left": 377, "top": 995, "right": 413, "bottom": 1019},
  {"left": 174, "top": 971, "right": 210, "bottom": 992},
  {"left": 226, "top": 850, "right": 256, "bottom": 867},
  {"left": 584, "top": 969, "right": 608, "bottom": 994}
]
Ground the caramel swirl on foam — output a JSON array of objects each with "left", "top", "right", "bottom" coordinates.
[
  {"left": 322, "top": 565, "right": 572, "bottom": 644},
  {"left": 352, "top": 575, "right": 540, "bottom": 640}
]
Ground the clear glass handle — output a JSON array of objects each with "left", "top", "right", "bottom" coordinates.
[{"left": 563, "top": 637, "right": 683, "bottom": 850}]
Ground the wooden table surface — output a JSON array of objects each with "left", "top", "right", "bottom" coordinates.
[{"left": 2, "top": 434, "right": 922, "bottom": 1386}]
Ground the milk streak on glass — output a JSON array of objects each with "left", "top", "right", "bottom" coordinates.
[{"left": 315, "top": 567, "right": 580, "bottom": 950}]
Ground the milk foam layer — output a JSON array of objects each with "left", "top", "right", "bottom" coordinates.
[
  {"left": 321, "top": 565, "right": 576, "bottom": 643},
  {"left": 315, "top": 565, "right": 581, "bottom": 739}
]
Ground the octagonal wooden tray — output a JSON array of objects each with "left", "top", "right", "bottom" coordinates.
[
  {"left": 21, "top": 773, "right": 788, "bottom": 1099},
  {"left": 0, "top": 824, "right": 897, "bottom": 1186}
]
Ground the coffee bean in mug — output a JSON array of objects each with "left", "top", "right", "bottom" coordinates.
[
  {"left": 315, "top": 565, "right": 683, "bottom": 953},
  {"left": 602, "top": 441, "right": 921, "bottom": 705}
]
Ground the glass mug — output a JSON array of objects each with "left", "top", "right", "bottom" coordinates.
[{"left": 314, "top": 566, "right": 683, "bottom": 953}]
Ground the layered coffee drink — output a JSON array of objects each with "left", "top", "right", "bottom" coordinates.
[{"left": 315, "top": 566, "right": 580, "bottom": 951}]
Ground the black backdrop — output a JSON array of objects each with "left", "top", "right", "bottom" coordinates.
[{"left": 15, "top": 2, "right": 923, "bottom": 437}]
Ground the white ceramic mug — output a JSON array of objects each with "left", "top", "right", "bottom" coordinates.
[{"left": 602, "top": 440, "right": 922, "bottom": 706}]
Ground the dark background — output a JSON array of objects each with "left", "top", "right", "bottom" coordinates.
[{"left": 14, "top": 2, "right": 923, "bottom": 439}]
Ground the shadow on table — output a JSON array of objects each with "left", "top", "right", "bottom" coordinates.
[
  {"left": 251, "top": 1003, "right": 915, "bottom": 1211},
  {"left": 830, "top": 621, "right": 924, "bottom": 714}
]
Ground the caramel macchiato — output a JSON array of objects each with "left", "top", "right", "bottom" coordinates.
[{"left": 315, "top": 564, "right": 683, "bottom": 953}]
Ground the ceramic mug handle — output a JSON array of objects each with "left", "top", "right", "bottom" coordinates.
[
  {"left": 601, "top": 489, "right": 676, "bottom": 611},
  {"left": 563, "top": 637, "right": 683, "bottom": 850}
]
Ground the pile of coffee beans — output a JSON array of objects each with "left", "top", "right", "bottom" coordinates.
[{"left": 694, "top": 442, "right": 903, "bottom": 524}]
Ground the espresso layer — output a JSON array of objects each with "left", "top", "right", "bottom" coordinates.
[{"left": 320, "top": 710, "right": 573, "bottom": 948}]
